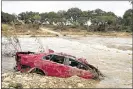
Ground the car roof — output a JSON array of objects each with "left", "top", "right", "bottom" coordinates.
[
  {"left": 50, "top": 52, "right": 76, "bottom": 58},
  {"left": 45, "top": 52, "right": 87, "bottom": 64}
]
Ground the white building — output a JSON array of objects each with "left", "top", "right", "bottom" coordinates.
[{"left": 85, "top": 20, "right": 92, "bottom": 26}]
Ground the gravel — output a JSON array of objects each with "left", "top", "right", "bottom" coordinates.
[{"left": 2, "top": 72, "right": 99, "bottom": 88}]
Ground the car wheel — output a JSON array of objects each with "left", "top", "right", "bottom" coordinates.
[
  {"left": 29, "top": 68, "right": 45, "bottom": 75},
  {"left": 13, "top": 66, "right": 18, "bottom": 71}
]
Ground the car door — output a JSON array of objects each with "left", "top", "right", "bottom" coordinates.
[
  {"left": 66, "top": 57, "right": 94, "bottom": 79},
  {"left": 41, "top": 54, "right": 72, "bottom": 78}
]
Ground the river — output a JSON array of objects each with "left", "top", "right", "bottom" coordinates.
[{"left": 2, "top": 35, "right": 132, "bottom": 88}]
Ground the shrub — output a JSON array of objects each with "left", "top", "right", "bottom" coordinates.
[{"left": 2, "top": 24, "right": 11, "bottom": 31}]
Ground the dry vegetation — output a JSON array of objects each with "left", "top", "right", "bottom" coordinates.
[{"left": 2, "top": 24, "right": 132, "bottom": 37}]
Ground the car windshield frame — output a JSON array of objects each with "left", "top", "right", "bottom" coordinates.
[
  {"left": 42, "top": 54, "right": 54, "bottom": 60},
  {"left": 43, "top": 53, "right": 66, "bottom": 64}
]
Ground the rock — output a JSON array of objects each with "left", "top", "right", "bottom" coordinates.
[
  {"left": 62, "top": 85, "right": 66, "bottom": 88},
  {"left": 77, "top": 83, "right": 84, "bottom": 87},
  {"left": 128, "top": 53, "right": 131, "bottom": 55},
  {"left": 23, "top": 77, "right": 32, "bottom": 81},
  {"left": 24, "top": 85, "right": 30, "bottom": 88},
  {"left": 15, "top": 75, "right": 22, "bottom": 79},
  {"left": 9, "top": 87, "right": 15, "bottom": 89},
  {"left": 2, "top": 73, "right": 9, "bottom": 77},
  {"left": 68, "top": 86, "right": 72, "bottom": 88},
  {"left": 40, "top": 78, "right": 47, "bottom": 82},
  {"left": 4, "top": 77, "right": 11, "bottom": 82},
  {"left": 2, "top": 82, "right": 9, "bottom": 88},
  {"left": 11, "top": 81, "right": 16, "bottom": 83},
  {"left": 2, "top": 72, "right": 97, "bottom": 88}
]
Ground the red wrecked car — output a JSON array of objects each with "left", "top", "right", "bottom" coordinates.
[{"left": 14, "top": 49, "right": 104, "bottom": 80}]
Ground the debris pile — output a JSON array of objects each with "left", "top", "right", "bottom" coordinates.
[{"left": 2, "top": 72, "right": 99, "bottom": 88}]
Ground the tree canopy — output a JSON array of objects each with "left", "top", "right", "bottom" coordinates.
[{"left": 1, "top": 7, "right": 132, "bottom": 32}]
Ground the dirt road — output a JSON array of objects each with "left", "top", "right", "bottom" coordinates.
[{"left": 40, "top": 27, "right": 63, "bottom": 37}]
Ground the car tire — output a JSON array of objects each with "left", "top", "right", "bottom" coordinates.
[
  {"left": 14, "top": 66, "right": 18, "bottom": 71},
  {"left": 28, "top": 68, "right": 45, "bottom": 75}
]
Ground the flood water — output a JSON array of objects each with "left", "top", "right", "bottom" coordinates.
[{"left": 2, "top": 36, "right": 132, "bottom": 88}]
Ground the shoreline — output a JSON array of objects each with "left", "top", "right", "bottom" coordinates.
[{"left": 2, "top": 34, "right": 132, "bottom": 38}]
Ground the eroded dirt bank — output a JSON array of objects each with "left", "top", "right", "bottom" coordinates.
[{"left": 2, "top": 36, "right": 132, "bottom": 88}]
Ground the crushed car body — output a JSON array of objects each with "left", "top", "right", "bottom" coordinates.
[{"left": 14, "top": 49, "right": 104, "bottom": 80}]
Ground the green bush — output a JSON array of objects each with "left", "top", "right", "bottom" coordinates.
[{"left": 122, "top": 26, "right": 132, "bottom": 32}]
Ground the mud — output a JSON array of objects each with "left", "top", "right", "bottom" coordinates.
[{"left": 2, "top": 36, "right": 132, "bottom": 88}]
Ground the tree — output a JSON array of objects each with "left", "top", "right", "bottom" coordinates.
[
  {"left": 3, "top": 7, "right": 131, "bottom": 32},
  {"left": 57, "top": 10, "right": 67, "bottom": 24},
  {"left": 56, "top": 10, "right": 67, "bottom": 30},
  {"left": 47, "top": 12, "right": 58, "bottom": 25},
  {"left": 40, "top": 13, "right": 48, "bottom": 23},
  {"left": 66, "top": 8, "right": 82, "bottom": 24},
  {"left": 123, "top": 9, "right": 132, "bottom": 26},
  {"left": 18, "top": 11, "right": 40, "bottom": 24},
  {"left": 90, "top": 10, "right": 117, "bottom": 31},
  {"left": 81, "top": 11, "right": 88, "bottom": 17},
  {"left": 77, "top": 17, "right": 88, "bottom": 26},
  {"left": 95, "top": 9, "right": 105, "bottom": 16},
  {"left": 33, "top": 14, "right": 41, "bottom": 22},
  {"left": 2, "top": 12, "right": 16, "bottom": 23},
  {"left": 122, "top": 9, "right": 132, "bottom": 32}
]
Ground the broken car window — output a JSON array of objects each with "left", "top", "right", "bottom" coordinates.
[
  {"left": 43, "top": 54, "right": 53, "bottom": 60},
  {"left": 68, "top": 58, "right": 87, "bottom": 70},
  {"left": 50, "top": 55, "right": 65, "bottom": 64},
  {"left": 69, "top": 58, "right": 79, "bottom": 67}
]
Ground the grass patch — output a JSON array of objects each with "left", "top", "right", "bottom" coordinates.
[{"left": 2, "top": 24, "right": 13, "bottom": 31}]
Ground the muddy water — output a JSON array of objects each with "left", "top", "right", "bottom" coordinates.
[{"left": 2, "top": 36, "right": 132, "bottom": 88}]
